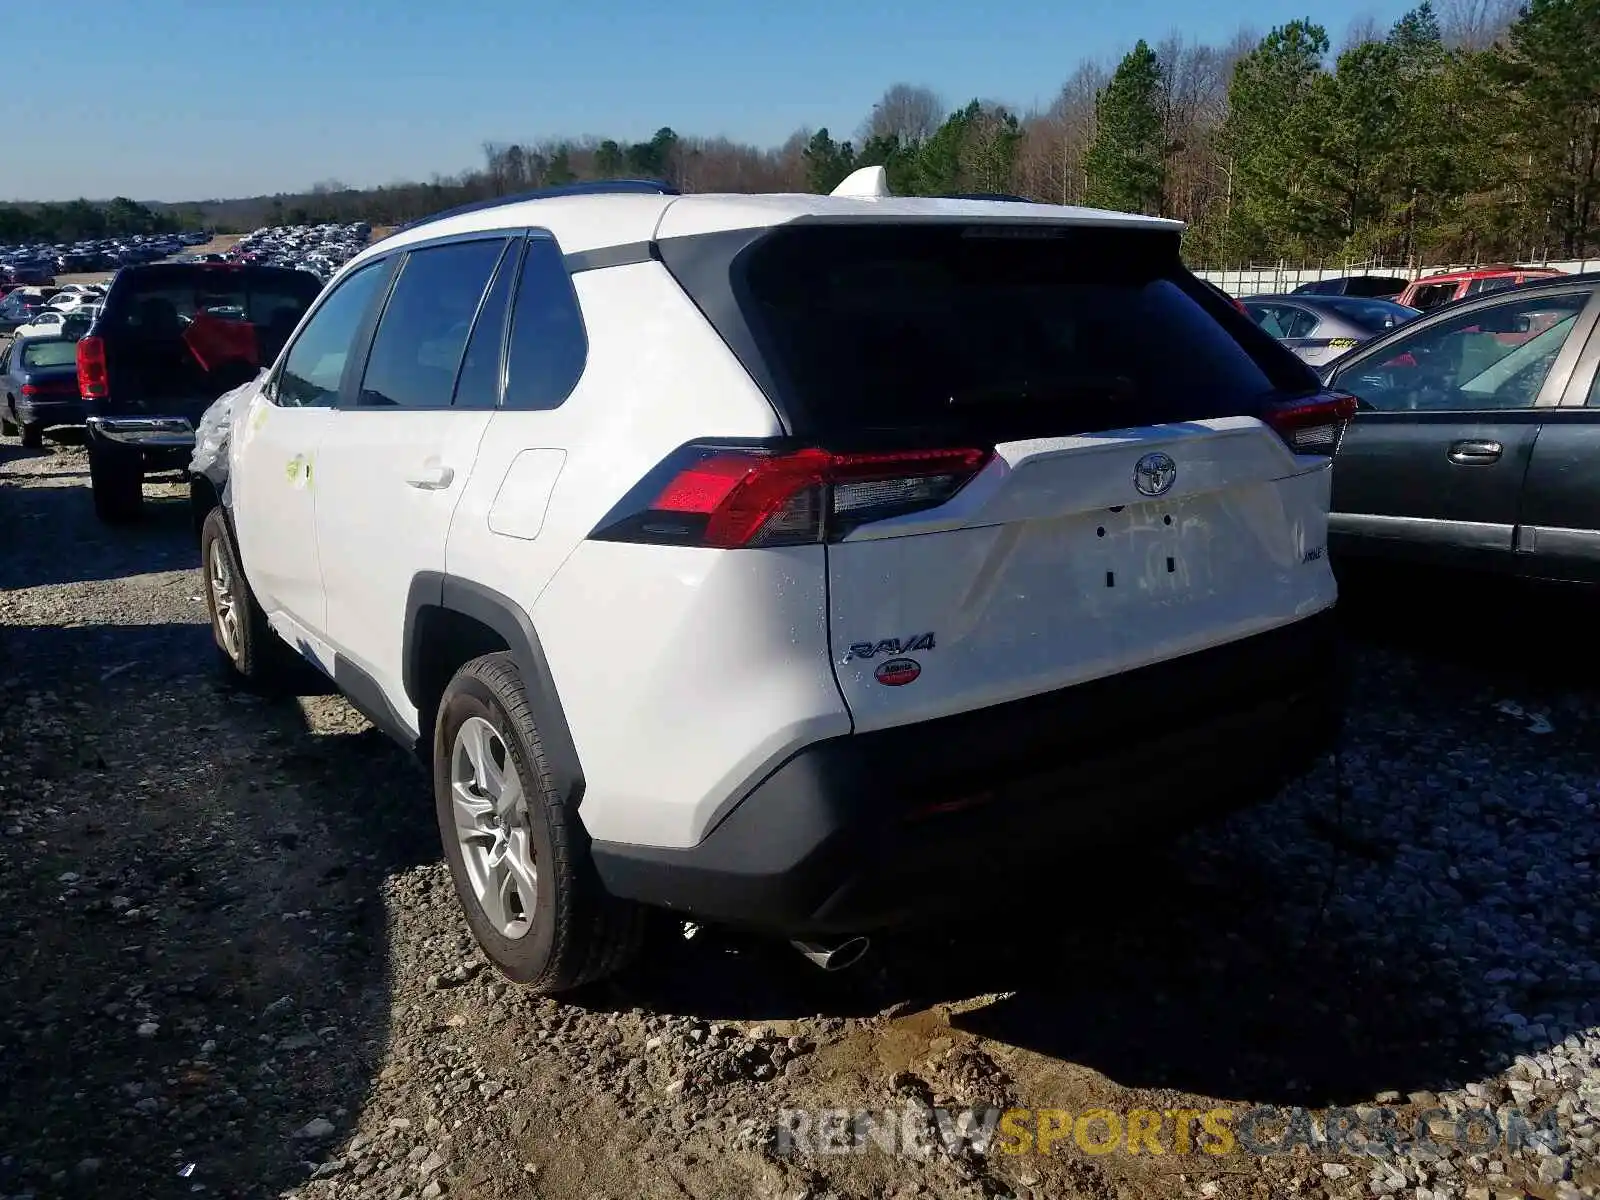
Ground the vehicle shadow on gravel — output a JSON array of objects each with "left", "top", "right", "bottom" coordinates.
[
  {"left": 0, "top": 620, "right": 437, "bottom": 1200},
  {"left": 1337, "top": 559, "right": 1600, "bottom": 693},
  {"left": 0, "top": 455, "right": 196, "bottom": 591},
  {"left": 616, "top": 594, "right": 1600, "bottom": 1112}
]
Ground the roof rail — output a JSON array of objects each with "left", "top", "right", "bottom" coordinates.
[
  {"left": 942, "top": 192, "right": 1032, "bottom": 203},
  {"left": 390, "top": 179, "right": 680, "bottom": 237}
]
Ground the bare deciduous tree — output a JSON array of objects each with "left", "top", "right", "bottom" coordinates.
[
  {"left": 860, "top": 83, "right": 945, "bottom": 144},
  {"left": 1437, "top": 0, "right": 1521, "bottom": 48},
  {"left": 1341, "top": 14, "right": 1385, "bottom": 52},
  {"left": 1155, "top": 33, "right": 1237, "bottom": 224},
  {"left": 1015, "top": 59, "right": 1110, "bottom": 205}
]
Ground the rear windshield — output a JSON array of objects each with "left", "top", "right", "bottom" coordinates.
[
  {"left": 21, "top": 340, "right": 77, "bottom": 368},
  {"left": 1319, "top": 296, "right": 1419, "bottom": 331},
  {"left": 671, "top": 223, "right": 1305, "bottom": 440},
  {"left": 108, "top": 268, "right": 321, "bottom": 338},
  {"left": 1409, "top": 282, "right": 1460, "bottom": 310},
  {"left": 1341, "top": 276, "right": 1406, "bottom": 297}
]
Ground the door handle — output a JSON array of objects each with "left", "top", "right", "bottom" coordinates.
[
  {"left": 1447, "top": 440, "right": 1503, "bottom": 465},
  {"left": 405, "top": 464, "right": 455, "bottom": 490}
]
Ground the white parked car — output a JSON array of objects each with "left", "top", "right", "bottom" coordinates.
[
  {"left": 189, "top": 173, "right": 1351, "bottom": 993},
  {"left": 47, "top": 292, "right": 102, "bottom": 314},
  {"left": 13, "top": 310, "right": 71, "bottom": 339}
]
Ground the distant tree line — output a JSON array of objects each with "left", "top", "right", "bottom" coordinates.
[
  {"left": 9, "top": 0, "right": 1596, "bottom": 267},
  {"left": 0, "top": 197, "right": 193, "bottom": 245}
]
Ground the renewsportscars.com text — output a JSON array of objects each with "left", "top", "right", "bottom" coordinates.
[{"left": 773, "top": 1104, "right": 1565, "bottom": 1159}]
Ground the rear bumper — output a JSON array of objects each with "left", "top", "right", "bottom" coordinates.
[
  {"left": 590, "top": 608, "right": 1343, "bottom": 935},
  {"left": 14, "top": 398, "right": 85, "bottom": 428},
  {"left": 86, "top": 415, "right": 196, "bottom": 449}
]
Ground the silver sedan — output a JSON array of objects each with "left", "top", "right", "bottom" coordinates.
[{"left": 1242, "top": 294, "right": 1420, "bottom": 368}]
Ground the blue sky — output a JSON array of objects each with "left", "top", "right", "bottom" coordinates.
[{"left": 12, "top": 0, "right": 1417, "bottom": 203}]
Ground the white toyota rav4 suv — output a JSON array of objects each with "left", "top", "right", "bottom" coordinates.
[{"left": 191, "top": 172, "right": 1352, "bottom": 993}]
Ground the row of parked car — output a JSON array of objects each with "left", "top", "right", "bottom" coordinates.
[
  {"left": 1222, "top": 264, "right": 1600, "bottom": 585},
  {"left": 0, "top": 230, "right": 211, "bottom": 283},
  {"left": 3, "top": 179, "right": 1598, "bottom": 993},
  {"left": 1237, "top": 265, "right": 1574, "bottom": 369},
  {"left": 0, "top": 282, "right": 104, "bottom": 340},
  {"left": 1288, "top": 263, "right": 1565, "bottom": 306},
  {"left": 224, "top": 221, "right": 372, "bottom": 282}
]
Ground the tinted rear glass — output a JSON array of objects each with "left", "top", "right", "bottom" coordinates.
[
  {"left": 1469, "top": 275, "right": 1519, "bottom": 295},
  {"left": 1409, "top": 283, "right": 1459, "bottom": 310},
  {"left": 722, "top": 224, "right": 1290, "bottom": 439},
  {"left": 108, "top": 268, "right": 322, "bottom": 339},
  {"left": 21, "top": 340, "right": 77, "bottom": 369},
  {"left": 1342, "top": 276, "right": 1406, "bottom": 297},
  {"left": 1318, "top": 297, "right": 1419, "bottom": 331}
]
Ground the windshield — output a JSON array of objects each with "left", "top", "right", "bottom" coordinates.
[{"left": 20, "top": 340, "right": 78, "bottom": 369}]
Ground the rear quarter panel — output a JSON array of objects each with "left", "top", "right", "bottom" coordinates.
[{"left": 445, "top": 260, "right": 852, "bottom": 849}]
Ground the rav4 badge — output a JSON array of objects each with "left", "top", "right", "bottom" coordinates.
[{"left": 874, "top": 658, "right": 922, "bottom": 686}]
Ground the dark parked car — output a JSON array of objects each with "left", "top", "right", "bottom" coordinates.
[
  {"left": 1320, "top": 272, "right": 1600, "bottom": 582},
  {"left": 1293, "top": 274, "right": 1408, "bottom": 298},
  {"left": 0, "top": 335, "right": 84, "bottom": 447},
  {"left": 1243, "top": 294, "right": 1420, "bottom": 368},
  {"left": 81, "top": 261, "right": 323, "bottom": 523},
  {"left": 0, "top": 289, "right": 51, "bottom": 333}
]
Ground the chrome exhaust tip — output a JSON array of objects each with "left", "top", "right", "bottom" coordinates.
[{"left": 791, "top": 936, "right": 871, "bottom": 972}]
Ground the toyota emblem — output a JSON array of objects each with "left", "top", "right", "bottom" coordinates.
[{"left": 1133, "top": 452, "right": 1177, "bottom": 497}]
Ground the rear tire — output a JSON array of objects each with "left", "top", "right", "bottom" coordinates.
[
  {"left": 90, "top": 441, "right": 143, "bottom": 523},
  {"left": 433, "top": 653, "right": 646, "bottom": 994},
  {"left": 200, "top": 507, "right": 301, "bottom": 694},
  {"left": 1, "top": 404, "right": 16, "bottom": 436},
  {"left": 19, "top": 421, "right": 42, "bottom": 448}
]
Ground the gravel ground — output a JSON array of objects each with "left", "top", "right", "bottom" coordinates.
[{"left": 1, "top": 435, "right": 1597, "bottom": 1200}]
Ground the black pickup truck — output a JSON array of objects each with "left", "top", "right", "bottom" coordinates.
[{"left": 81, "top": 262, "right": 323, "bottom": 523}]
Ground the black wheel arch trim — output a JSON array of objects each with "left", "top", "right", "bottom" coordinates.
[{"left": 403, "top": 572, "right": 585, "bottom": 809}]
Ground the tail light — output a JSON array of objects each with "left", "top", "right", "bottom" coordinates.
[
  {"left": 77, "top": 335, "right": 108, "bottom": 399},
  {"left": 591, "top": 444, "right": 992, "bottom": 548},
  {"left": 21, "top": 382, "right": 72, "bottom": 396},
  {"left": 1262, "top": 392, "right": 1358, "bottom": 456}
]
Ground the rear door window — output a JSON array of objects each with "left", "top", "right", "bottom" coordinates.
[
  {"left": 707, "top": 224, "right": 1289, "bottom": 440},
  {"left": 357, "top": 237, "right": 506, "bottom": 409},
  {"left": 1278, "top": 306, "right": 1319, "bottom": 339},
  {"left": 452, "top": 240, "right": 520, "bottom": 409}
]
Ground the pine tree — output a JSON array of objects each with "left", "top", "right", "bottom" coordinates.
[
  {"left": 1494, "top": 0, "right": 1600, "bottom": 256},
  {"left": 1084, "top": 41, "right": 1167, "bottom": 214},
  {"left": 1218, "top": 21, "right": 1331, "bottom": 259},
  {"left": 802, "top": 129, "right": 856, "bottom": 193}
]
